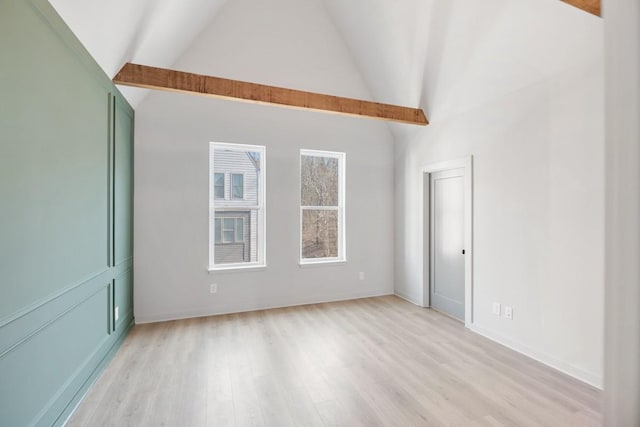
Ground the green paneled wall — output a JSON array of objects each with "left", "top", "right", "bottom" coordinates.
[{"left": 0, "top": 0, "right": 134, "bottom": 425}]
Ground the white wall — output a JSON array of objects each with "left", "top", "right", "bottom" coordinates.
[
  {"left": 133, "top": 0, "right": 395, "bottom": 323},
  {"left": 393, "top": 1, "right": 605, "bottom": 387},
  {"left": 603, "top": 0, "right": 640, "bottom": 423}
]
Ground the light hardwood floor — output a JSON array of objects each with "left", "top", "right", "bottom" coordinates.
[{"left": 66, "top": 296, "right": 601, "bottom": 426}]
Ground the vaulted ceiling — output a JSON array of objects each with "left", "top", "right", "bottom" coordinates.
[{"left": 50, "top": 0, "right": 601, "bottom": 128}]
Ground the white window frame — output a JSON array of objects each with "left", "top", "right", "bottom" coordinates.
[
  {"left": 299, "top": 149, "right": 346, "bottom": 265},
  {"left": 209, "top": 142, "right": 266, "bottom": 271}
]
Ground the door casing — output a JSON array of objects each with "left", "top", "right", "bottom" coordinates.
[{"left": 420, "top": 156, "right": 474, "bottom": 327}]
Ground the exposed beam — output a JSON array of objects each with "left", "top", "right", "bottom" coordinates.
[
  {"left": 113, "top": 63, "right": 428, "bottom": 126},
  {"left": 561, "top": 0, "right": 601, "bottom": 16}
]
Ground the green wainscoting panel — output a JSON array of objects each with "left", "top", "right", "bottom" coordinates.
[
  {"left": 114, "top": 97, "right": 134, "bottom": 266},
  {"left": 1, "top": 284, "right": 111, "bottom": 425},
  {"left": 0, "top": 0, "right": 134, "bottom": 425},
  {"left": 0, "top": 0, "right": 110, "bottom": 318},
  {"left": 114, "top": 268, "right": 134, "bottom": 332}
]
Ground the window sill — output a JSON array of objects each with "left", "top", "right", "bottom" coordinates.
[
  {"left": 298, "top": 259, "right": 347, "bottom": 268},
  {"left": 208, "top": 264, "right": 267, "bottom": 273}
]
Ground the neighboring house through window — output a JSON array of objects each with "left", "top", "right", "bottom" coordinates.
[
  {"left": 209, "top": 142, "right": 265, "bottom": 269},
  {"left": 300, "top": 149, "right": 345, "bottom": 264},
  {"left": 214, "top": 217, "right": 244, "bottom": 244},
  {"left": 214, "top": 173, "right": 225, "bottom": 199}
]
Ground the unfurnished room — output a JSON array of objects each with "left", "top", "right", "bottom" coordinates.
[{"left": 1, "top": 0, "right": 639, "bottom": 425}]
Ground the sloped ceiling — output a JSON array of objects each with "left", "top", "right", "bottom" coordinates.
[
  {"left": 50, "top": 0, "right": 386, "bottom": 110},
  {"left": 50, "top": 0, "right": 600, "bottom": 125},
  {"left": 321, "top": 0, "right": 601, "bottom": 137},
  {"left": 49, "top": 0, "right": 230, "bottom": 106}
]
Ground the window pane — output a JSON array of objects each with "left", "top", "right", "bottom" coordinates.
[
  {"left": 223, "top": 218, "right": 234, "bottom": 230},
  {"left": 224, "top": 230, "right": 234, "bottom": 243},
  {"left": 236, "top": 218, "right": 243, "bottom": 242},
  {"left": 301, "top": 155, "right": 339, "bottom": 206},
  {"left": 215, "top": 218, "right": 221, "bottom": 243},
  {"left": 302, "top": 209, "right": 338, "bottom": 258},
  {"left": 214, "top": 173, "right": 224, "bottom": 199},
  {"left": 215, "top": 186, "right": 224, "bottom": 199},
  {"left": 232, "top": 174, "right": 244, "bottom": 199}
]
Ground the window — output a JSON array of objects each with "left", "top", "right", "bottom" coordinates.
[
  {"left": 214, "top": 217, "right": 244, "bottom": 243},
  {"left": 214, "top": 173, "right": 225, "bottom": 199},
  {"left": 232, "top": 173, "right": 244, "bottom": 199},
  {"left": 300, "top": 150, "right": 345, "bottom": 264},
  {"left": 210, "top": 143, "right": 265, "bottom": 269}
]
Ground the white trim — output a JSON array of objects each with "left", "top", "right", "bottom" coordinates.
[
  {"left": 298, "top": 260, "right": 347, "bottom": 268},
  {"left": 299, "top": 149, "right": 345, "bottom": 159},
  {"left": 209, "top": 142, "right": 266, "bottom": 270},
  {"left": 394, "top": 290, "right": 422, "bottom": 306},
  {"left": 299, "top": 149, "right": 346, "bottom": 264},
  {"left": 301, "top": 206, "right": 340, "bottom": 210},
  {"left": 470, "top": 323, "right": 603, "bottom": 389},
  {"left": 420, "top": 156, "right": 474, "bottom": 328},
  {"left": 208, "top": 264, "right": 267, "bottom": 273}
]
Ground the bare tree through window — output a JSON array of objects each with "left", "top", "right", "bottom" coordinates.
[{"left": 300, "top": 151, "right": 344, "bottom": 261}]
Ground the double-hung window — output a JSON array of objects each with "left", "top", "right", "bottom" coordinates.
[
  {"left": 300, "top": 150, "right": 345, "bottom": 264},
  {"left": 209, "top": 142, "right": 265, "bottom": 270}
]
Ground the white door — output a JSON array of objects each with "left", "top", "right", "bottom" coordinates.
[{"left": 430, "top": 168, "right": 465, "bottom": 321}]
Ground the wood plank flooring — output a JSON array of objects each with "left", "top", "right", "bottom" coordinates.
[{"left": 66, "top": 296, "right": 601, "bottom": 426}]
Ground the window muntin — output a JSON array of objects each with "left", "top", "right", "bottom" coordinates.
[
  {"left": 209, "top": 143, "right": 265, "bottom": 270},
  {"left": 300, "top": 150, "right": 345, "bottom": 263}
]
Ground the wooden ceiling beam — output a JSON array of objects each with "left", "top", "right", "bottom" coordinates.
[
  {"left": 561, "top": 0, "right": 601, "bottom": 16},
  {"left": 113, "top": 63, "right": 428, "bottom": 126}
]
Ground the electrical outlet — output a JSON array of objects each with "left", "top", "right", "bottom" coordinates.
[
  {"left": 359, "top": 272, "right": 365, "bottom": 281},
  {"left": 504, "top": 306, "right": 513, "bottom": 320},
  {"left": 114, "top": 306, "right": 119, "bottom": 322},
  {"left": 492, "top": 302, "right": 501, "bottom": 316},
  {"left": 210, "top": 284, "right": 217, "bottom": 294}
]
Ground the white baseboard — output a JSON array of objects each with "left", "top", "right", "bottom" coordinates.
[
  {"left": 135, "top": 289, "right": 394, "bottom": 324},
  {"left": 393, "top": 290, "right": 423, "bottom": 306},
  {"left": 136, "top": 289, "right": 602, "bottom": 390},
  {"left": 469, "top": 323, "right": 603, "bottom": 389},
  {"left": 393, "top": 292, "right": 602, "bottom": 389}
]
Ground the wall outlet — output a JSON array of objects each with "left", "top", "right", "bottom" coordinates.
[
  {"left": 114, "top": 306, "right": 119, "bottom": 322},
  {"left": 504, "top": 306, "right": 513, "bottom": 320},
  {"left": 359, "top": 272, "right": 365, "bottom": 281},
  {"left": 492, "top": 302, "right": 501, "bottom": 316},
  {"left": 210, "top": 284, "right": 217, "bottom": 294}
]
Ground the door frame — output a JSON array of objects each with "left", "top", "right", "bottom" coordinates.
[{"left": 420, "top": 156, "right": 474, "bottom": 327}]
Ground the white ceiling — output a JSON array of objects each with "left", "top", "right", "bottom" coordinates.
[
  {"left": 49, "top": 0, "right": 231, "bottom": 77},
  {"left": 50, "top": 0, "right": 600, "bottom": 121},
  {"left": 49, "top": 0, "right": 435, "bottom": 111},
  {"left": 49, "top": 0, "right": 229, "bottom": 105}
]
